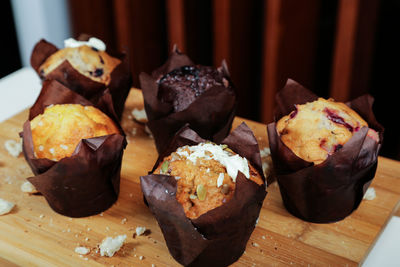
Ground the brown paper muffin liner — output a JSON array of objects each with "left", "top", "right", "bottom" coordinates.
[
  {"left": 139, "top": 46, "right": 237, "bottom": 154},
  {"left": 267, "top": 79, "right": 384, "bottom": 223},
  {"left": 140, "top": 123, "right": 267, "bottom": 266},
  {"left": 30, "top": 34, "right": 132, "bottom": 120},
  {"left": 21, "top": 80, "right": 127, "bottom": 217}
]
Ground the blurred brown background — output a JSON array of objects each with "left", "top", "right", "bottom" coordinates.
[{"left": 2, "top": 0, "right": 399, "bottom": 160}]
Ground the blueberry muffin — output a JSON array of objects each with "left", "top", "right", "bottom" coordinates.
[
  {"left": 30, "top": 104, "right": 119, "bottom": 161},
  {"left": 154, "top": 142, "right": 263, "bottom": 219},
  {"left": 158, "top": 65, "right": 232, "bottom": 112},
  {"left": 38, "top": 38, "right": 120, "bottom": 85},
  {"left": 276, "top": 98, "right": 379, "bottom": 164}
]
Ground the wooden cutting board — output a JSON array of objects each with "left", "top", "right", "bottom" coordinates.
[{"left": 0, "top": 88, "right": 399, "bottom": 267}]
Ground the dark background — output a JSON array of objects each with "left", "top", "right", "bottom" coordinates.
[{"left": 1, "top": 0, "right": 398, "bottom": 160}]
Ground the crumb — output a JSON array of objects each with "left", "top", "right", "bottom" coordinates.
[
  {"left": 139, "top": 255, "right": 144, "bottom": 260},
  {"left": 85, "top": 237, "right": 89, "bottom": 241},
  {"left": 260, "top": 147, "right": 271, "bottom": 158},
  {"left": 75, "top": 246, "right": 90, "bottom": 255},
  {"left": 4, "top": 139, "right": 22, "bottom": 157},
  {"left": 144, "top": 125, "right": 153, "bottom": 138},
  {"left": 135, "top": 226, "right": 147, "bottom": 236},
  {"left": 152, "top": 264, "right": 156, "bottom": 267},
  {"left": 20, "top": 181, "right": 38, "bottom": 194},
  {"left": 99, "top": 234, "right": 127, "bottom": 257},
  {"left": 262, "top": 236, "right": 266, "bottom": 240},
  {"left": 121, "top": 218, "right": 127, "bottom": 224},
  {"left": 252, "top": 242, "right": 260, "bottom": 248},
  {"left": 100, "top": 212, "right": 104, "bottom": 216},
  {"left": 87, "top": 228, "right": 91, "bottom": 231},
  {"left": 0, "top": 198, "right": 15, "bottom": 215},
  {"left": 39, "top": 214, "right": 45, "bottom": 219},
  {"left": 131, "top": 108, "right": 148, "bottom": 123},
  {"left": 363, "top": 187, "right": 376, "bottom": 200}
]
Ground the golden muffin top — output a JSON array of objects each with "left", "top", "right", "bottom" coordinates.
[
  {"left": 154, "top": 143, "right": 263, "bottom": 219},
  {"left": 39, "top": 45, "right": 120, "bottom": 85},
  {"left": 30, "top": 104, "right": 119, "bottom": 161},
  {"left": 276, "top": 97, "right": 379, "bottom": 164}
]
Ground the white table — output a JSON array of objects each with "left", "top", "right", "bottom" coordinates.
[{"left": 0, "top": 67, "right": 399, "bottom": 266}]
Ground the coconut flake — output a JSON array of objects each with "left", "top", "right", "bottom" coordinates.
[
  {"left": 20, "top": 181, "right": 38, "bottom": 194},
  {"left": 217, "top": 173, "right": 224, "bottom": 188},
  {"left": 4, "top": 139, "right": 22, "bottom": 157},
  {"left": 136, "top": 226, "right": 146, "bottom": 236},
  {"left": 64, "top": 37, "right": 106, "bottom": 51},
  {"left": 363, "top": 187, "right": 376, "bottom": 200},
  {"left": 131, "top": 108, "right": 148, "bottom": 123},
  {"left": 0, "top": 198, "right": 15, "bottom": 215},
  {"left": 75, "top": 246, "right": 90, "bottom": 255},
  {"left": 99, "top": 234, "right": 127, "bottom": 257}
]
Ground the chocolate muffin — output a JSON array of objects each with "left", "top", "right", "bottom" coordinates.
[
  {"left": 158, "top": 65, "right": 232, "bottom": 112},
  {"left": 30, "top": 104, "right": 119, "bottom": 161},
  {"left": 276, "top": 97, "right": 379, "bottom": 164},
  {"left": 140, "top": 47, "right": 237, "bottom": 154},
  {"left": 154, "top": 142, "right": 263, "bottom": 219}
]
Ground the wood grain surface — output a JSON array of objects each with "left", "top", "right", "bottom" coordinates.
[{"left": 0, "top": 89, "right": 399, "bottom": 266}]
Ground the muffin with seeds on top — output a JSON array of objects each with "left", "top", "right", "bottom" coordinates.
[{"left": 154, "top": 142, "right": 263, "bottom": 219}]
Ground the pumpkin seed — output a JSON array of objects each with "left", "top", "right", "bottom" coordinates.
[
  {"left": 196, "top": 184, "right": 207, "bottom": 201},
  {"left": 160, "top": 160, "right": 170, "bottom": 174},
  {"left": 221, "top": 184, "right": 230, "bottom": 195}
]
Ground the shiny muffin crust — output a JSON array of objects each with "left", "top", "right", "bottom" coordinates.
[
  {"left": 154, "top": 143, "right": 263, "bottom": 219},
  {"left": 276, "top": 97, "right": 379, "bottom": 164},
  {"left": 39, "top": 45, "right": 120, "bottom": 85},
  {"left": 30, "top": 104, "right": 119, "bottom": 161}
]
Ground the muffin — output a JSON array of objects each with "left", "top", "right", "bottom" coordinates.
[
  {"left": 30, "top": 36, "right": 132, "bottom": 119},
  {"left": 276, "top": 97, "right": 379, "bottom": 164},
  {"left": 141, "top": 123, "right": 267, "bottom": 266},
  {"left": 158, "top": 65, "right": 233, "bottom": 112},
  {"left": 140, "top": 47, "right": 237, "bottom": 154},
  {"left": 30, "top": 104, "right": 119, "bottom": 161},
  {"left": 38, "top": 38, "right": 120, "bottom": 85},
  {"left": 21, "top": 80, "right": 126, "bottom": 217},
  {"left": 267, "top": 79, "right": 383, "bottom": 223},
  {"left": 153, "top": 142, "right": 263, "bottom": 219}
]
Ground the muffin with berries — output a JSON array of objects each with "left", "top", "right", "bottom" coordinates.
[
  {"left": 267, "top": 79, "right": 383, "bottom": 223},
  {"left": 276, "top": 97, "right": 379, "bottom": 164},
  {"left": 141, "top": 123, "right": 267, "bottom": 266},
  {"left": 31, "top": 35, "right": 132, "bottom": 119},
  {"left": 38, "top": 38, "right": 120, "bottom": 85},
  {"left": 139, "top": 47, "right": 237, "bottom": 153}
]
